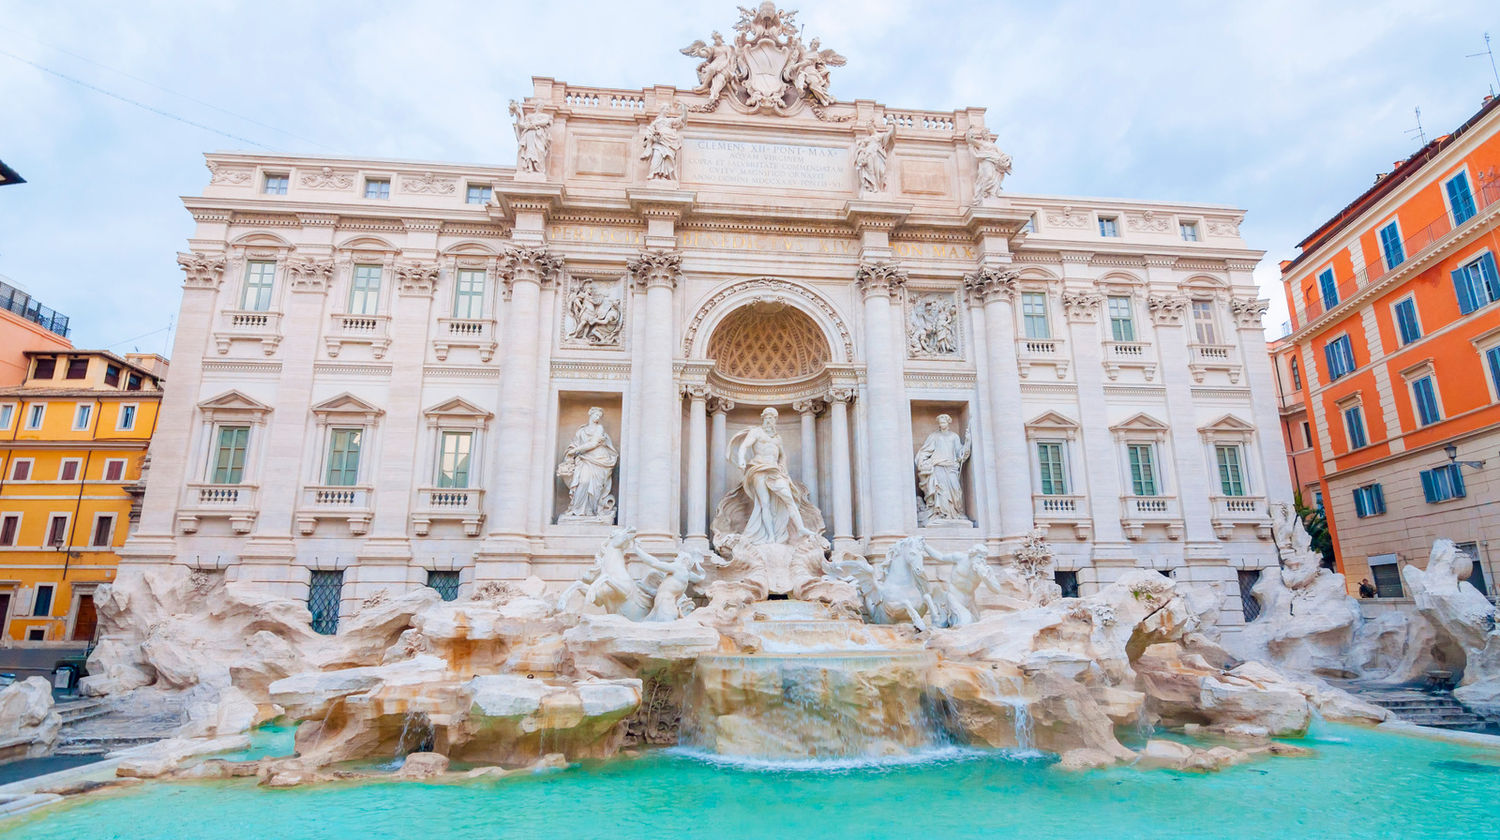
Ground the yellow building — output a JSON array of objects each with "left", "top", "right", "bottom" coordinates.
[{"left": 0, "top": 350, "right": 166, "bottom": 645}]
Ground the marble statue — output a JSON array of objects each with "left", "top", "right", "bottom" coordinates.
[
  {"left": 641, "top": 103, "right": 685, "bottom": 181},
  {"left": 680, "top": 31, "right": 737, "bottom": 102},
  {"left": 1011, "top": 526, "right": 1063, "bottom": 605},
  {"left": 556, "top": 407, "right": 619, "bottom": 522},
  {"left": 510, "top": 99, "right": 553, "bottom": 175},
  {"left": 915, "top": 415, "right": 972, "bottom": 526},
  {"left": 907, "top": 295, "right": 959, "bottom": 358},
  {"left": 557, "top": 528, "right": 659, "bottom": 620},
  {"left": 922, "top": 541, "right": 1003, "bottom": 626},
  {"left": 853, "top": 121, "right": 895, "bottom": 195},
  {"left": 966, "top": 128, "right": 1012, "bottom": 201},
  {"left": 785, "top": 37, "right": 845, "bottom": 106},
  {"left": 679, "top": 5, "right": 845, "bottom": 116},
  {"left": 827, "top": 537, "right": 941, "bottom": 631},
  {"left": 730, "top": 407, "right": 817, "bottom": 545},
  {"left": 642, "top": 551, "right": 706, "bottom": 621},
  {"left": 564, "top": 279, "right": 623, "bottom": 346}
]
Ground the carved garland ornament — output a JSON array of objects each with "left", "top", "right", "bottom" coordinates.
[
  {"left": 1061, "top": 291, "right": 1104, "bottom": 322},
  {"left": 396, "top": 261, "right": 441, "bottom": 295},
  {"left": 682, "top": 277, "right": 854, "bottom": 361},
  {"left": 401, "top": 172, "right": 458, "bottom": 195},
  {"left": 1147, "top": 294, "right": 1189, "bottom": 326},
  {"left": 300, "top": 167, "right": 354, "bottom": 190}
]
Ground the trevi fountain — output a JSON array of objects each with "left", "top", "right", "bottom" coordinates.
[{"left": 2, "top": 5, "right": 1497, "bottom": 839}]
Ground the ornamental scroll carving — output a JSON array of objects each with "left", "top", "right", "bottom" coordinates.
[
  {"left": 1147, "top": 294, "right": 1188, "bottom": 326},
  {"left": 1229, "top": 296, "right": 1269, "bottom": 328},
  {"left": 177, "top": 252, "right": 226, "bottom": 289},
  {"left": 401, "top": 172, "right": 457, "bottom": 195},
  {"left": 907, "top": 293, "right": 960, "bottom": 358},
  {"left": 1062, "top": 291, "right": 1104, "bottom": 322},
  {"left": 1205, "top": 217, "right": 1242, "bottom": 237},
  {"left": 300, "top": 167, "right": 354, "bottom": 190},
  {"left": 205, "top": 162, "right": 251, "bottom": 185},
  {"left": 285, "top": 259, "right": 335, "bottom": 292},
  {"left": 679, "top": 5, "right": 847, "bottom": 118},
  {"left": 1126, "top": 211, "right": 1172, "bottom": 234},
  {"left": 1044, "top": 206, "right": 1090, "bottom": 229},
  {"left": 395, "top": 262, "right": 441, "bottom": 296}
]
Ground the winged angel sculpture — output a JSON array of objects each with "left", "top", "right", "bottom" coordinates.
[{"left": 680, "top": 3, "right": 846, "bottom": 115}]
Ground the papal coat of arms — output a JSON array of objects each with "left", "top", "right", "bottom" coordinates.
[{"left": 680, "top": 3, "right": 847, "bottom": 117}]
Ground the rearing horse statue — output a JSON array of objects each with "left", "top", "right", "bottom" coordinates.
[{"left": 826, "top": 536, "right": 942, "bottom": 631}]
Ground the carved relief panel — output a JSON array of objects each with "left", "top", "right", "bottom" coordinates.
[
  {"left": 905, "top": 291, "right": 962, "bottom": 360},
  {"left": 561, "top": 273, "right": 626, "bottom": 348}
]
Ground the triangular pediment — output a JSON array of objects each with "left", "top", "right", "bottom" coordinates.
[
  {"left": 311, "top": 392, "right": 384, "bottom": 419},
  {"left": 1199, "top": 413, "right": 1255, "bottom": 434},
  {"left": 1025, "top": 410, "right": 1079, "bottom": 431},
  {"left": 197, "top": 390, "right": 272, "bottom": 414},
  {"left": 1111, "top": 412, "right": 1169, "bottom": 433},
  {"left": 422, "top": 397, "right": 493, "bottom": 420}
]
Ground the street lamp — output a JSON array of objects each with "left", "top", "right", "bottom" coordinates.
[{"left": 1443, "top": 443, "right": 1487, "bottom": 471}]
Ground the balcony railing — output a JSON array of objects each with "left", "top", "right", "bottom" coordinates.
[
  {"left": 1101, "top": 340, "right": 1157, "bottom": 381},
  {"left": 1187, "top": 343, "right": 1241, "bottom": 384},
  {"left": 1300, "top": 181, "right": 1500, "bottom": 324},
  {"left": 412, "top": 486, "right": 485, "bottom": 536},
  {"left": 296, "top": 485, "right": 373, "bottom": 535},
  {"left": 215, "top": 309, "right": 283, "bottom": 355},
  {"left": 325, "top": 313, "right": 391, "bottom": 358},
  {"left": 1016, "top": 336, "right": 1069, "bottom": 379},
  {"left": 179, "top": 482, "right": 259, "bottom": 534},
  {"left": 433, "top": 317, "right": 498, "bottom": 362},
  {"left": 1120, "top": 495, "right": 1183, "bottom": 540},
  {"left": 1209, "top": 494, "right": 1271, "bottom": 540},
  {"left": 0, "top": 278, "right": 69, "bottom": 338},
  {"left": 1033, "top": 494, "right": 1091, "bottom": 540}
]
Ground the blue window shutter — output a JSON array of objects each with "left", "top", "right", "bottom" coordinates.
[
  {"left": 1480, "top": 254, "right": 1500, "bottom": 304},
  {"left": 1451, "top": 465, "right": 1466, "bottom": 498},
  {"left": 1420, "top": 469, "right": 1437, "bottom": 502},
  {"left": 1487, "top": 346, "right": 1500, "bottom": 399},
  {"left": 1354, "top": 489, "right": 1367, "bottom": 518},
  {"left": 1447, "top": 175, "right": 1477, "bottom": 224},
  {"left": 1373, "top": 483, "right": 1384, "bottom": 512},
  {"left": 1454, "top": 267, "right": 1478, "bottom": 314}
]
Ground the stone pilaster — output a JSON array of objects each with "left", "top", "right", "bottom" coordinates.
[
  {"left": 966, "top": 266, "right": 1032, "bottom": 539},
  {"left": 628, "top": 248, "right": 683, "bottom": 544},
  {"left": 856, "top": 260, "right": 911, "bottom": 543}
]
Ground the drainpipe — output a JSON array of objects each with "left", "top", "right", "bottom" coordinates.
[{"left": 61, "top": 397, "right": 103, "bottom": 581}]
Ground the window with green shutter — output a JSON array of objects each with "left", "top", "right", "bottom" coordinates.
[
  {"left": 1215, "top": 445, "right": 1246, "bottom": 496},
  {"left": 211, "top": 426, "right": 250, "bottom": 484},
  {"left": 1127, "top": 444, "right": 1158, "bottom": 496},
  {"left": 325, "top": 428, "right": 363, "bottom": 486},
  {"left": 1036, "top": 441, "right": 1068, "bottom": 495},
  {"left": 437, "top": 431, "right": 473, "bottom": 489}
]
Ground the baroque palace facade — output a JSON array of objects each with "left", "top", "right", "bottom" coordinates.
[{"left": 125, "top": 7, "right": 1289, "bottom": 631}]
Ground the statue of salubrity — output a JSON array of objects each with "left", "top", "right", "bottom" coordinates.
[
  {"left": 557, "top": 407, "right": 619, "bottom": 523},
  {"left": 915, "top": 414, "right": 972, "bottom": 526}
]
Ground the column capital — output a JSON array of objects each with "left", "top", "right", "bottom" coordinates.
[
  {"left": 825, "top": 386, "right": 855, "bottom": 404},
  {"left": 628, "top": 249, "right": 683, "bottom": 291},
  {"left": 1147, "top": 293, "right": 1188, "bottom": 326},
  {"left": 395, "top": 261, "right": 440, "bottom": 297},
  {"left": 963, "top": 265, "right": 1020, "bottom": 305},
  {"left": 1230, "top": 296, "right": 1269, "bottom": 328},
  {"left": 500, "top": 245, "right": 563, "bottom": 292},
  {"left": 855, "top": 260, "right": 907, "bottom": 299},
  {"left": 177, "top": 251, "right": 226, "bottom": 290},
  {"left": 707, "top": 395, "right": 736, "bottom": 414},
  {"left": 681, "top": 382, "right": 710, "bottom": 401},
  {"left": 792, "top": 397, "right": 825, "bottom": 416},
  {"left": 1062, "top": 290, "right": 1104, "bottom": 322}
]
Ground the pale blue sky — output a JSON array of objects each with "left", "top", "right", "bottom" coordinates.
[{"left": 2, "top": 0, "right": 1498, "bottom": 352}]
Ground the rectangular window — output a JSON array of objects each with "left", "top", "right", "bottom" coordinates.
[
  {"left": 104, "top": 365, "right": 120, "bottom": 387},
  {"left": 10, "top": 459, "right": 31, "bottom": 480},
  {"left": 1106, "top": 296, "right": 1135, "bottom": 341},
  {"left": 1452, "top": 252, "right": 1500, "bottom": 314},
  {"left": 91, "top": 514, "right": 115, "bottom": 547},
  {"left": 73, "top": 403, "right": 92, "bottom": 430},
  {"left": 348, "top": 265, "right": 383, "bottom": 315},
  {"left": 1054, "top": 570, "right": 1080, "bottom": 599},
  {"left": 0, "top": 403, "right": 13, "bottom": 429},
  {"left": 1378, "top": 220, "right": 1405, "bottom": 270},
  {"left": 364, "top": 178, "right": 390, "bottom": 199},
  {"left": 1456, "top": 542, "right": 1487, "bottom": 596},
  {"left": 1393, "top": 297, "right": 1421, "bottom": 345},
  {"left": 453, "top": 269, "right": 486, "bottom": 319},
  {"left": 1020, "top": 214, "right": 1036, "bottom": 234},
  {"left": 1353, "top": 483, "right": 1386, "bottom": 518},
  {"left": 33, "top": 584, "right": 54, "bottom": 616},
  {"left": 1420, "top": 464, "right": 1466, "bottom": 503},
  {"left": 1126, "top": 444, "right": 1158, "bottom": 496},
  {"left": 103, "top": 459, "right": 126, "bottom": 482},
  {"left": 118, "top": 404, "right": 138, "bottom": 431},
  {"left": 58, "top": 459, "right": 80, "bottom": 482},
  {"left": 66, "top": 358, "right": 89, "bottom": 379},
  {"left": 242, "top": 260, "right": 276, "bottom": 311},
  {"left": 1487, "top": 345, "right": 1500, "bottom": 402},
  {"left": 1191, "top": 300, "right": 1218, "bottom": 345},
  {"left": 46, "top": 515, "right": 68, "bottom": 548},
  {"left": 1371, "top": 559, "right": 1403, "bottom": 598},
  {"left": 1179, "top": 221, "right": 1199, "bottom": 242},
  {"left": 1021, "top": 292, "right": 1050, "bottom": 339},
  {"left": 1035, "top": 441, "right": 1068, "bottom": 495},
  {"left": 1343, "top": 404, "right": 1368, "bottom": 449},
  {"left": 33, "top": 357, "right": 55, "bottom": 379},
  {"left": 26, "top": 404, "right": 44, "bottom": 429},
  {"left": 437, "top": 431, "right": 473, "bottom": 489},
  {"left": 1411, "top": 375, "right": 1441, "bottom": 426},
  {"left": 1324, "top": 335, "right": 1356, "bottom": 380},
  {"left": 0, "top": 514, "right": 19, "bottom": 546},
  {"left": 263, "top": 173, "right": 289, "bottom": 195},
  {"left": 1098, "top": 216, "right": 1119, "bottom": 237},
  {"left": 465, "top": 184, "right": 492, "bottom": 205},
  {"left": 1238, "top": 569, "right": 1263, "bottom": 621},
  {"left": 1301, "top": 421, "right": 1312, "bottom": 449},
  {"left": 308, "top": 570, "right": 344, "bottom": 635},
  {"left": 1317, "top": 268, "right": 1339, "bottom": 309},
  {"left": 1215, "top": 445, "right": 1246, "bottom": 496},
  {"left": 325, "top": 428, "right": 363, "bottom": 486},
  {"left": 1446, "top": 172, "right": 1477, "bottom": 225},
  {"left": 127, "top": 373, "right": 142, "bottom": 391},
  {"left": 1290, "top": 357, "right": 1302, "bottom": 390},
  {"left": 427, "top": 570, "right": 462, "bottom": 601},
  {"left": 211, "top": 426, "right": 251, "bottom": 484}
]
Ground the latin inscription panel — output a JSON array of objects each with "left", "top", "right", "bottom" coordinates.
[{"left": 682, "top": 138, "right": 850, "bottom": 192}]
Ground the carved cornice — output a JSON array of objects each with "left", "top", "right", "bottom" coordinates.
[
  {"left": 1062, "top": 290, "right": 1104, "bottom": 322},
  {"left": 1147, "top": 294, "right": 1188, "bottom": 326},
  {"left": 962, "top": 266, "right": 1019, "bottom": 305},
  {"left": 1059, "top": 251, "right": 1094, "bottom": 265},
  {"left": 402, "top": 218, "right": 442, "bottom": 234},
  {"left": 1229, "top": 296, "right": 1269, "bottom": 328},
  {"left": 285, "top": 258, "right": 334, "bottom": 293},
  {"left": 396, "top": 261, "right": 441, "bottom": 296},
  {"left": 1141, "top": 254, "right": 1177, "bottom": 268},
  {"left": 628, "top": 249, "right": 683, "bottom": 291},
  {"left": 297, "top": 214, "right": 339, "bottom": 228},
  {"left": 855, "top": 260, "right": 908, "bottom": 299},
  {"left": 177, "top": 252, "right": 226, "bottom": 289},
  {"left": 500, "top": 246, "right": 564, "bottom": 293}
]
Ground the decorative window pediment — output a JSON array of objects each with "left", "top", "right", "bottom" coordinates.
[
  {"left": 311, "top": 392, "right": 384, "bottom": 426},
  {"left": 198, "top": 390, "right": 273, "bottom": 424},
  {"left": 1110, "top": 412, "right": 1169, "bottom": 441},
  {"left": 1198, "top": 413, "right": 1254, "bottom": 442},
  {"left": 1025, "top": 410, "right": 1080, "bottom": 440},
  {"left": 423, "top": 397, "right": 493, "bottom": 430}
]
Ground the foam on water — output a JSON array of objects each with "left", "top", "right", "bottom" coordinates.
[{"left": 664, "top": 743, "right": 1008, "bottom": 773}]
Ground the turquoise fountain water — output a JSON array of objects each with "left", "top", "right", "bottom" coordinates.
[{"left": 1, "top": 723, "right": 1496, "bottom": 839}]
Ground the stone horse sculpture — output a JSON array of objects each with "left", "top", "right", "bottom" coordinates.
[{"left": 827, "top": 536, "right": 942, "bottom": 631}]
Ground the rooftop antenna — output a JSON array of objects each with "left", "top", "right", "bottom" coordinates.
[
  {"left": 1405, "top": 106, "right": 1427, "bottom": 147},
  {"left": 1467, "top": 32, "right": 1500, "bottom": 95}
]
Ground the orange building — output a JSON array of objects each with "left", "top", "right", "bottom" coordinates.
[
  {"left": 1278, "top": 95, "right": 1500, "bottom": 600},
  {"left": 1268, "top": 335, "right": 1324, "bottom": 508},
  {"left": 0, "top": 277, "right": 72, "bottom": 385}
]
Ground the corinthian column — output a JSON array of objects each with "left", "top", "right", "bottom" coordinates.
[
  {"left": 708, "top": 395, "right": 733, "bottom": 520},
  {"left": 792, "top": 398, "right": 822, "bottom": 512},
  {"left": 628, "top": 249, "right": 682, "bottom": 542},
  {"left": 856, "top": 260, "right": 910, "bottom": 541},
  {"left": 489, "top": 246, "right": 562, "bottom": 544},
  {"left": 966, "top": 266, "right": 1033, "bottom": 538},
  {"left": 826, "top": 387, "right": 855, "bottom": 544},
  {"left": 684, "top": 384, "right": 709, "bottom": 542}
]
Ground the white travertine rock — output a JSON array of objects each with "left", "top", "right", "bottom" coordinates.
[
  {"left": 114, "top": 735, "right": 252, "bottom": 779},
  {"left": 394, "top": 752, "right": 450, "bottom": 779},
  {"left": 178, "top": 685, "right": 260, "bottom": 739},
  {"left": 0, "top": 677, "right": 62, "bottom": 759},
  {"left": 1402, "top": 540, "right": 1500, "bottom": 715},
  {"left": 563, "top": 614, "right": 721, "bottom": 680}
]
